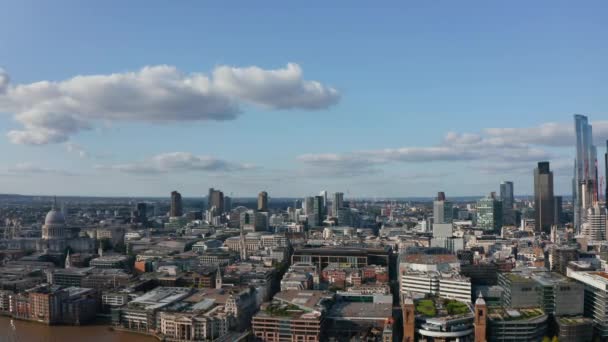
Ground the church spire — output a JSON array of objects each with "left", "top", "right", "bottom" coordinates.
[
  {"left": 215, "top": 266, "right": 222, "bottom": 289},
  {"left": 65, "top": 250, "right": 71, "bottom": 269}
]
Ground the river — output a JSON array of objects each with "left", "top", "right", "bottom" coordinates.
[{"left": 0, "top": 316, "right": 157, "bottom": 342}]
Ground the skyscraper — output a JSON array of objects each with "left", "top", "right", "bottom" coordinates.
[
  {"left": 573, "top": 114, "right": 598, "bottom": 231},
  {"left": 208, "top": 188, "right": 224, "bottom": 214},
  {"left": 500, "top": 181, "right": 515, "bottom": 226},
  {"left": 170, "top": 191, "right": 183, "bottom": 217},
  {"left": 433, "top": 192, "right": 453, "bottom": 224},
  {"left": 257, "top": 191, "right": 268, "bottom": 212},
  {"left": 605, "top": 140, "right": 607, "bottom": 209},
  {"left": 534, "top": 161, "right": 555, "bottom": 233},
  {"left": 319, "top": 190, "right": 328, "bottom": 216},
  {"left": 332, "top": 192, "right": 344, "bottom": 217},
  {"left": 309, "top": 195, "right": 324, "bottom": 227}
]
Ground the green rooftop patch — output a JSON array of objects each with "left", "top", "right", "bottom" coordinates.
[{"left": 416, "top": 299, "right": 436, "bottom": 317}]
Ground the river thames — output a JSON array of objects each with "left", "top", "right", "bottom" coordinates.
[{"left": 0, "top": 316, "right": 156, "bottom": 342}]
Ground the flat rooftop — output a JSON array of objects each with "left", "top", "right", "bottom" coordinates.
[
  {"left": 403, "top": 254, "right": 458, "bottom": 264},
  {"left": 130, "top": 287, "right": 192, "bottom": 310},
  {"left": 328, "top": 302, "right": 392, "bottom": 320},
  {"left": 275, "top": 290, "right": 334, "bottom": 311}
]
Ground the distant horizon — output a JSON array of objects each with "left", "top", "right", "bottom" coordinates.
[{"left": 0, "top": 192, "right": 568, "bottom": 201}]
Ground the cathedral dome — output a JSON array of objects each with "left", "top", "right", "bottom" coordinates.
[{"left": 45, "top": 209, "right": 65, "bottom": 226}]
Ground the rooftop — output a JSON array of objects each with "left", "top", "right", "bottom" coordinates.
[
  {"left": 487, "top": 307, "right": 546, "bottom": 322},
  {"left": 328, "top": 301, "right": 392, "bottom": 320},
  {"left": 403, "top": 254, "right": 458, "bottom": 265}
]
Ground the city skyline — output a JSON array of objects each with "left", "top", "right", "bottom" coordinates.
[{"left": 1, "top": 2, "right": 608, "bottom": 197}]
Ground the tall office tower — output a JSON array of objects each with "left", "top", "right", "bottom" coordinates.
[
  {"left": 170, "top": 191, "right": 183, "bottom": 217},
  {"left": 319, "top": 190, "right": 328, "bottom": 215},
  {"left": 310, "top": 195, "right": 324, "bottom": 227},
  {"left": 534, "top": 161, "right": 555, "bottom": 233},
  {"left": 257, "top": 191, "right": 268, "bottom": 212},
  {"left": 332, "top": 192, "right": 344, "bottom": 217},
  {"left": 500, "top": 181, "right": 515, "bottom": 225},
  {"left": 554, "top": 196, "right": 563, "bottom": 224},
  {"left": 605, "top": 140, "right": 608, "bottom": 208},
  {"left": 224, "top": 196, "right": 232, "bottom": 212},
  {"left": 573, "top": 114, "right": 598, "bottom": 232},
  {"left": 581, "top": 203, "right": 606, "bottom": 242},
  {"left": 135, "top": 202, "right": 147, "bottom": 222},
  {"left": 433, "top": 192, "right": 453, "bottom": 224},
  {"left": 304, "top": 197, "right": 314, "bottom": 215},
  {"left": 437, "top": 191, "right": 446, "bottom": 201},
  {"left": 208, "top": 188, "right": 224, "bottom": 214},
  {"left": 476, "top": 194, "right": 502, "bottom": 232}
]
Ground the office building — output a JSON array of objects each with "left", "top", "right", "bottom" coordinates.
[
  {"left": 223, "top": 196, "right": 232, "bottom": 212},
  {"left": 487, "top": 307, "right": 548, "bottom": 341},
  {"left": 307, "top": 195, "right": 324, "bottom": 227},
  {"left": 534, "top": 161, "right": 555, "bottom": 233},
  {"left": 332, "top": 192, "right": 344, "bottom": 217},
  {"left": 500, "top": 181, "right": 515, "bottom": 225},
  {"left": 399, "top": 254, "right": 471, "bottom": 303},
  {"left": 252, "top": 290, "right": 334, "bottom": 342},
  {"left": 605, "top": 140, "right": 608, "bottom": 209},
  {"left": 433, "top": 192, "right": 453, "bottom": 224},
  {"left": 556, "top": 316, "right": 594, "bottom": 342},
  {"left": 549, "top": 246, "right": 578, "bottom": 275},
  {"left": 208, "top": 188, "right": 224, "bottom": 214},
  {"left": 319, "top": 190, "right": 328, "bottom": 215},
  {"left": 257, "top": 191, "right": 268, "bottom": 212},
  {"left": 554, "top": 195, "right": 563, "bottom": 224},
  {"left": 573, "top": 114, "right": 598, "bottom": 232},
  {"left": 170, "top": 191, "right": 183, "bottom": 218},
  {"left": 567, "top": 270, "right": 608, "bottom": 338},
  {"left": 581, "top": 202, "right": 606, "bottom": 242},
  {"left": 476, "top": 193, "right": 503, "bottom": 232}
]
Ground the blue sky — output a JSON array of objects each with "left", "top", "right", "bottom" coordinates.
[{"left": 0, "top": 1, "right": 607, "bottom": 198}]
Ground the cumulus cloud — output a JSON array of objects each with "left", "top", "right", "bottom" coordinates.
[
  {"left": 213, "top": 63, "right": 340, "bottom": 110},
  {"left": 0, "top": 63, "right": 339, "bottom": 144},
  {"left": 97, "top": 152, "right": 255, "bottom": 174}
]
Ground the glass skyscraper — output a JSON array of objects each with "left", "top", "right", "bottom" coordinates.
[
  {"left": 573, "top": 114, "right": 598, "bottom": 232},
  {"left": 534, "top": 161, "right": 555, "bottom": 233},
  {"left": 500, "top": 181, "right": 515, "bottom": 226}
]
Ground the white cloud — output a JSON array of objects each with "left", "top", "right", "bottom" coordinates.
[
  {"left": 298, "top": 130, "right": 555, "bottom": 176},
  {"left": 0, "top": 63, "right": 339, "bottom": 144},
  {"left": 213, "top": 63, "right": 339, "bottom": 110},
  {"left": 6, "top": 162, "right": 75, "bottom": 176},
  {"left": 97, "top": 152, "right": 255, "bottom": 174},
  {"left": 484, "top": 120, "right": 608, "bottom": 146}
]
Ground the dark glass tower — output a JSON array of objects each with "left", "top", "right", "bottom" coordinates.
[{"left": 534, "top": 162, "right": 555, "bottom": 233}]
